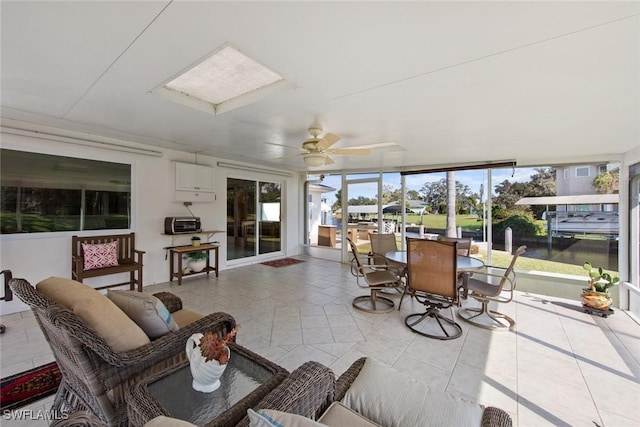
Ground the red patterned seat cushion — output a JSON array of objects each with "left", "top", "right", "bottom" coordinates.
[{"left": 82, "top": 241, "right": 119, "bottom": 270}]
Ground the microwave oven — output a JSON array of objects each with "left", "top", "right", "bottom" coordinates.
[{"left": 164, "top": 217, "right": 202, "bottom": 234}]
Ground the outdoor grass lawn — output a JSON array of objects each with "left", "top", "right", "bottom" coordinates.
[
  {"left": 385, "top": 213, "right": 482, "bottom": 230},
  {"left": 384, "top": 213, "right": 546, "bottom": 234},
  {"left": 351, "top": 239, "right": 618, "bottom": 277}
]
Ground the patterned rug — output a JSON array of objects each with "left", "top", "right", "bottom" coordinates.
[
  {"left": 261, "top": 258, "right": 305, "bottom": 268},
  {"left": 0, "top": 362, "right": 61, "bottom": 411}
]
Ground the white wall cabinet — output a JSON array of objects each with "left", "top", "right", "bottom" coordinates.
[{"left": 175, "top": 162, "right": 215, "bottom": 202}]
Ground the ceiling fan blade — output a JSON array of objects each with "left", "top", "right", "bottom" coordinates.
[
  {"left": 316, "top": 133, "right": 341, "bottom": 150},
  {"left": 265, "top": 142, "right": 304, "bottom": 151},
  {"left": 328, "top": 148, "right": 371, "bottom": 156},
  {"left": 274, "top": 153, "right": 304, "bottom": 160},
  {"left": 324, "top": 155, "right": 335, "bottom": 165}
]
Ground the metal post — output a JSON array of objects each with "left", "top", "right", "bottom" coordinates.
[{"left": 505, "top": 227, "right": 512, "bottom": 254}]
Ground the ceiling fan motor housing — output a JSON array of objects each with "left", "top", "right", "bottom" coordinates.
[{"left": 303, "top": 139, "right": 321, "bottom": 151}]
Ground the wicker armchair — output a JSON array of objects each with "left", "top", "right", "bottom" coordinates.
[
  {"left": 234, "top": 360, "right": 336, "bottom": 426},
  {"left": 336, "top": 358, "right": 513, "bottom": 427},
  {"left": 9, "top": 278, "right": 237, "bottom": 427}
]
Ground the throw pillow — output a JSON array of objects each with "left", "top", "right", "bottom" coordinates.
[
  {"left": 247, "top": 409, "right": 327, "bottom": 427},
  {"left": 36, "top": 277, "right": 149, "bottom": 351},
  {"left": 107, "top": 290, "right": 179, "bottom": 339},
  {"left": 82, "top": 241, "right": 119, "bottom": 270},
  {"left": 342, "top": 358, "right": 484, "bottom": 427}
]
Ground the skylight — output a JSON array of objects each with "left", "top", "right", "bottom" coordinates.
[{"left": 158, "top": 45, "right": 289, "bottom": 114}]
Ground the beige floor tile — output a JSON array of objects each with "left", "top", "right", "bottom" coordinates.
[
  {"left": 275, "top": 345, "right": 336, "bottom": 372},
  {"left": 302, "top": 328, "right": 335, "bottom": 345},
  {"left": 301, "top": 315, "right": 329, "bottom": 329}
]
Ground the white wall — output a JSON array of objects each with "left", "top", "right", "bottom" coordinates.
[{"left": 0, "top": 131, "right": 301, "bottom": 314}]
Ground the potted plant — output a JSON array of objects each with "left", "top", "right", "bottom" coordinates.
[
  {"left": 186, "top": 251, "right": 207, "bottom": 273},
  {"left": 186, "top": 326, "right": 239, "bottom": 392},
  {"left": 581, "top": 262, "right": 620, "bottom": 310},
  {"left": 191, "top": 236, "right": 201, "bottom": 247}
]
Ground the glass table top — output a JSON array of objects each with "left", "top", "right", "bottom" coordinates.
[{"left": 148, "top": 349, "right": 274, "bottom": 425}]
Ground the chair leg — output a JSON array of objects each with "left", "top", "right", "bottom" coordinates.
[
  {"left": 398, "top": 281, "right": 415, "bottom": 311},
  {"left": 353, "top": 290, "right": 395, "bottom": 313},
  {"left": 458, "top": 300, "right": 515, "bottom": 331},
  {"left": 405, "top": 305, "right": 462, "bottom": 340}
]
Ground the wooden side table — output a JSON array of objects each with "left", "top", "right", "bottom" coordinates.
[{"left": 169, "top": 243, "right": 219, "bottom": 285}]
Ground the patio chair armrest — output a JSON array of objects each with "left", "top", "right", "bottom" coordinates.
[
  {"left": 481, "top": 406, "right": 513, "bottom": 427},
  {"left": 465, "top": 271, "right": 513, "bottom": 282},
  {"left": 335, "top": 357, "right": 367, "bottom": 402}
]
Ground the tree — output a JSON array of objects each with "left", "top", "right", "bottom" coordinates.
[
  {"left": 348, "top": 196, "right": 377, "bottom": 205},
  {"left": 381, "top": 184, "right": 403, "bottom": 205},
  {"left": 332, "top": 189, "right": 342, "bottom": 211},
  {"left": 493, "top": 180, "right": 530, "bottom": 209},
  {"left": 420, "top": 179, "right": 447, "bottom": 212},
  {"left": 529, "top": 167, "right": 555, "bottom": 196},
  {"left": 593, "top": 169, "right": 619, "bottom": 194},
  {"left": 406, "top": 190, "right": 421, "bottom": 200},
  {"left": 493, "top": 168, "right": 556, "bottom": 218}
]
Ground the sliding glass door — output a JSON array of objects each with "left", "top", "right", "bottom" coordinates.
[{"left": 226, "top": 178, "right": 281, "bottom": 261}]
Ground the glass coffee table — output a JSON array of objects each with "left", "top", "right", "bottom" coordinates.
[{"left": 127, "top": 342, "right": 288, "bottom": 427}]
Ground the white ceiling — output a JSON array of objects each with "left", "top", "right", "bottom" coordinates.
[{"left": 2, "top": 1, "right": 639, "bottom": 172}]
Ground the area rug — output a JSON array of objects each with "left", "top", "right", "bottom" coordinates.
[
  {"left": 261, "top": 258, "right": 305, "bottom": 268},
  {"left": 0, "top": 362, "right": 61, "bottom": 411}
]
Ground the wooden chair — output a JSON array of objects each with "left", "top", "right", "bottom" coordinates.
[
  {"left": 72, "top": 233, "right": 144, "bottom": 291},
  {"left": 404, "top": 238, "right": 462, "bottom": 340}
]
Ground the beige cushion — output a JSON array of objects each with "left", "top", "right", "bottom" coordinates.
[
  {"left": 171, "top": 309, "right": 205, "bottom": 328},
  {"left": 36, "top": 277, "right": 149, "bottom": 351},
  {"left": 107, "top": 290, "right": 179, "bottom": 339},
  {"left": 247, "top": 409, "right": 326, "bottom": 427},
  {"left": 342, "top": 358, "right": 485, "bottom": 427},
  {"left": 318, "top": 402, "right": 380, "bottom": 427},
  {"left": 144, "top": 416, "right": 196, "bottom": 427}
]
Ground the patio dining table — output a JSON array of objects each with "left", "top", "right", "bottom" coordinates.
[{"left": 384, "top": 251, "right": 485, "bottom": 272}]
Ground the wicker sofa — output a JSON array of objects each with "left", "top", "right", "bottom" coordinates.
[{"left": 9, "top": 277, "right": 237, "bottom": 427}]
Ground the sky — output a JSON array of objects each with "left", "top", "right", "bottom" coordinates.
[{"left": 315, "top": 167, "right": 539, "bottom": 205}]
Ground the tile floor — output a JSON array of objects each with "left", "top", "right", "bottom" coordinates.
[{"left": 1, "top": 255, "right": 639, "bottom": 426}]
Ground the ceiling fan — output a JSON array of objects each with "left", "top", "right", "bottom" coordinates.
[{"left": 267, "top": 126, "right": 371, "bottom": 168}]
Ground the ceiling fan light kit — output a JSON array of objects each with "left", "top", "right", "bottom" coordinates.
[{"left": 303, "top": 153, "right": 327, "bottom": 168}]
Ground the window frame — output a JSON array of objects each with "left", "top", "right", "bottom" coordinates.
[
  {"left": 0, "top": 149, "right": 135, "bottom": 239},
  {"left": 575, "top": 166, "right": 590, "bottom": 178}
]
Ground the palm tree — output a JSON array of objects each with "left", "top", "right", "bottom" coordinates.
[{"left": 446, "top": 171, "right": 457, "bottom": 237}]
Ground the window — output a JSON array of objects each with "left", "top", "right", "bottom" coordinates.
[
  {"left": 576, "top": 166, "right": 590, "bottom": 177},
  {"left": 563, "top": 169, "right": 569, "bottom": 179},
  {"left": 0, "top": 149, "right": 131, "bottom": 234},
  {"left": 599, "top": 164, "right": 608, "bottom": 174}
]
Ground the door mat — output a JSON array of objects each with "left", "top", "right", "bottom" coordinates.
[
  {"left": 1, "top": 362, "right": 61, "bottom": 411},
  {"left": 261, "top": 258, "right": 305, "bottom": 268}
]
